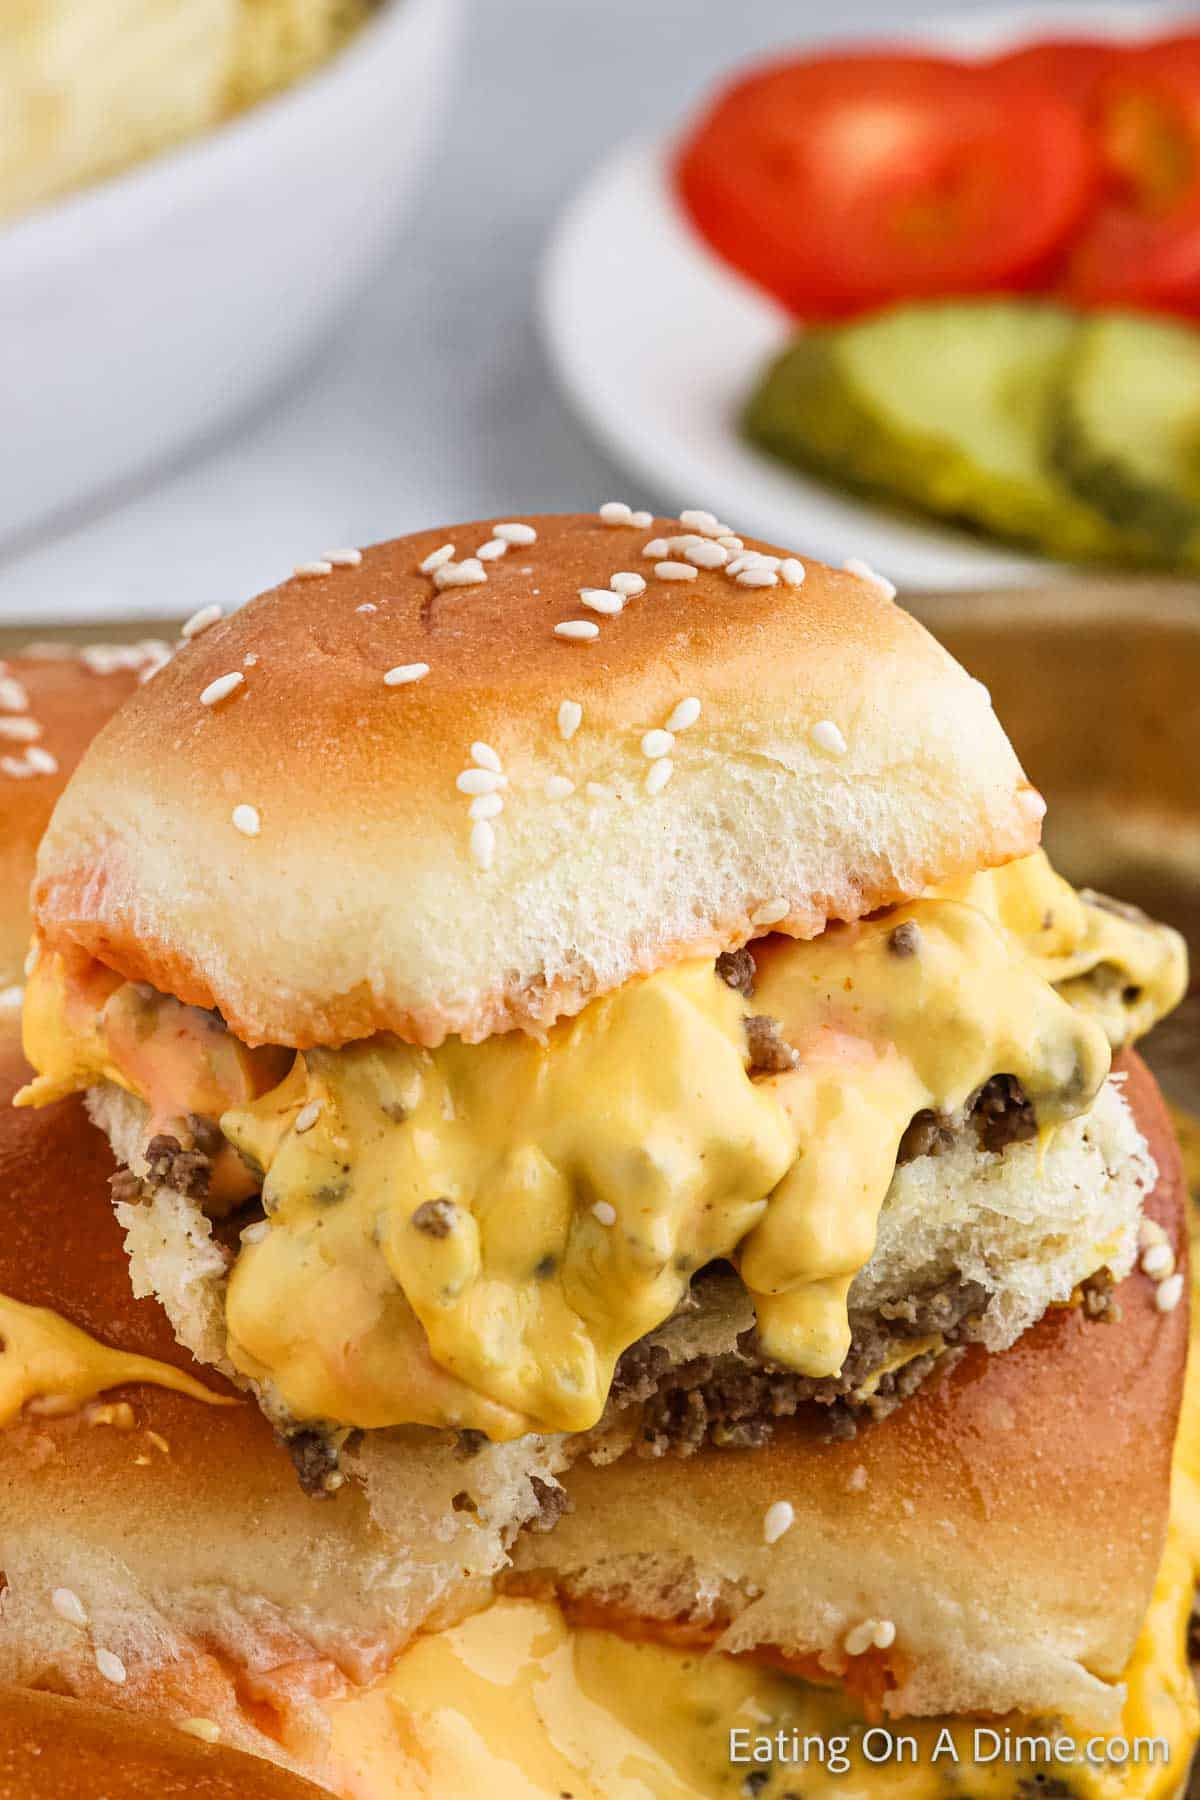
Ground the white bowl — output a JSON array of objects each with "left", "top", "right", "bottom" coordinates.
[{"left": 0, "top": 0, "right": 461, "bottom": 547}]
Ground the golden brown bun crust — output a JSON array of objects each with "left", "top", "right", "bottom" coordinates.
[
  {"left": 0, "top": 651, "right": 143, "bottom": 989},
  {"left": 511, "top": 1050, "right": 1189, "bottom": 1728},
  {"left": 31, "top": 516, "right": 1040, "bottom": 1046},
  {"left": 0, "top": 1027, "right": 533, "bottom": 1777},
  {"left": 0, "top": 1688, "right": 327, "bottom": 1798}
]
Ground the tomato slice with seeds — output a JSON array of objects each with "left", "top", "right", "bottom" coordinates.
[{"left": 674, "top": 53, "right": 1097, "bottom": 320}]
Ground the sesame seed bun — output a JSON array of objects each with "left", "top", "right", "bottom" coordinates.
[
  {"left": 0, "top": 1687, "right": 327, "bottom": 1799},
  {"left": 0, "top": 647, "right": 154, "bottom": 991},
  {"left": 509, "top": 1047, "right": 1189, "bottom": 1733},
  {"left": 29, "top": 517, "right": 1040, "bottom": 1048}
]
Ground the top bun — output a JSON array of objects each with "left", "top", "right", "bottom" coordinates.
[{"left": 32, "top": 515, "right": 1041, "bottom": 1048}]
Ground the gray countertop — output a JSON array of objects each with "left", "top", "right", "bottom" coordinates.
[{"left": 0, "top": 0, "right": 1052, "bottom": 625}]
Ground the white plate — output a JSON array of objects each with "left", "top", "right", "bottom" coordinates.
[
  {"left": 541, "top": 2, "right": 1195, "bottom": 593},
  {"left": 0, "top": 0, "right": 462, "bottom": 547}
]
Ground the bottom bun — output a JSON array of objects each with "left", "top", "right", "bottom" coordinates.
[
  {"left": 508, "top": 1051, "right": 1189, "bottom": 1731},
  {"left": 0, "top": 1686, "right": 327, "bottom": 1798}
]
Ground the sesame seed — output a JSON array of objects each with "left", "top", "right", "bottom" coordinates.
[
  {"left": 1139, "top": 1218, "right": 1167, "bottom": 1250},
  {"left": 642, "top": 538, "right": 669, "bottom": 559},
  {"left": 654, "top": 561, "right": 697, "bottom": 582},
  {"left": 95, "top": 1648, "right": 127, "bottom": 1685},
  {"left": 0, "top": 717, "right": 40, "bottom": 741},
  {"left": 241, "top": 1221, "right": 269, "bottom": 1245},
  {"left": 476, "top": 539, "right": 507, "bottom": 561},
  {"left": 844, "top": 557, "right": 897, "bottom": 602},
  {"left": 434, "top": 558, "right": 487, "bottom": 590},
  {"left": 666, "top": 697, "right": 701, "bottom": 733},
  {"left": 181, "top": 604, "right": 223, "bottom": 640},
  {"left": 494, "top": 522, "right": 537, "bottom": 546},
  {"left": 1156, "top": 1272, "right": 1184, "bottom": 1313},
  {"left": 558, "top": 700, "right": 583, "bottom": 740},
  {"left": 599, "top": 502, "right": 634, "bottom": 526},
  {"left": 243, "top": 653, "right": 258, "bottom": 667},
  {"left": 684, "top": 541, "right": 728, "bottom": 569},
  {"left": 0, "top": 677, "right": 29, "bottom": 711},
  {"left": 180, "top": 1719, "right": 222, "bottom": 1745},
  {"left": 471, "top": 741, "right": 503, "bottom": 773},
  {"left": 811, "top": 719, "right": 847, "bottom": 757},
  {"left": 199, "top": 672, "right": 244, "bottom": 708},
  {"left": 679, "top": 509, "right": 721, "bottom": 536},
  {"left": 420, "top": 544, "right": 455, "bottom": 574},
  {"left": 469, "top": 792, "right": 504, "bottom": 820},
  {"left": 384, "top": 662, "right": 430, "bottom": 686},
  {"left": 843, "top": 1622, "right": 877, "bottom": 1659},
  {"left": 644, "top": 758, "right": 673, "bottom": 795},
  {"left": 356, "top": 603, "right": 377, "bottom": 614},
  {"left": 545, "top": 776, "right": 575, "bottom": 799},
  {"left": 872, "top": 1620, "right": 897, "bottom": 1650},
  {"left": 592, "top": 1200, "right": 617, "bottom": 1226},
  {"left": 294, "top": 1102, "right": 322, "bottom": 1134},
  {"left": 24, "top": 746, "right": 57, "bottom": 775},
  {"left": 727, "top": 552, "right": 779, "bottom": 575},
  {"left": 752, "top": 899, "right": 788, "bottom": 927},
  {"left": 847, "top": 1464, "right": 868, "bottom": 1492},
  {"left": 1, "top": 756, "right": 35, "bottom": 779},
  {"left": 470, "top": 820, "right": 496, "bottom": 868},
  {"left": 610, "top": 572, "right": 646, "bottom": 598},
  {"left": 232, "top": 804, "right": 260, "bottom": 837},
  {"left": 555, "top": 620, "right": 600, "bottom": 640},
  {"left": 51, "top": 1587, "right": 88, "bottom": 1628},
  {"left": 718, "top": 535, "right": 744, "bottom": 552},
  {"left": 456, "top": 768, "right": 507, "bottom": 795},
  {"left": 735, "top": 567, "right": 778, "bottom": 589},
  {"left": 630, "top": 511, "right": 654, "bottom": 529},
  {"left": 294, "top": 560, "right": 333, "bottom": 578},
  {"left": 1142, "top": 1243, "right": 1175, "bottom": 1278},
  {"left": 665, "top": 535, "right": 704, "bottom": 553},
  {"left": 580, "top": 587, "right": 624, "bottom": 615},
  {"left": 763, "top": 1500, "right": 794, "bottom": 1544},
  {"left": 323, "top": 548, "right": 362, "bottom": 567},
  {"left": 641, "top": 729, "right": 674, "bottom": 759},
  {"left": 779, "top": 558, "right": 806, "bottom": 588}
]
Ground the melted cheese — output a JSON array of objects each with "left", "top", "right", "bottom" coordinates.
[
  {"left": 16, "top": 854, "right": 1183, "bottom": 1440},
  {"left": 0, "top": 1293, "right": 234, "bottom": 1424}
]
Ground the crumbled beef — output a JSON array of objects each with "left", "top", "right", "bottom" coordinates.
[
  {"left": 612, "top": 1279, "right": 990, "bottom": 1459},
  {"left": 528, "top": 1475, "right": 572, "bottom": 1533},
  {"left": 411, "top": 1198, "right": 457, "bottom": 1237},
  {"left": 970, "top": 1074, "right": 1038, "bottom": 1154},
  {"left": 143, "top": 1133, "right": 211, "bottom": 1198},
  {"left": 281, "top": 1428, "right": 342, "bottom": 1498},
  {"left": 895, "top": 1108, "right": 956, "bottom": 1164},
  {"left": 1080, "top": 1266, "right": 1120, "bottom": 1323},
  {"left": 888, "top": 920, "right": 922, "bottom": 957},
  {"left": 456, "top": 1428, "right": 488, "bottom": 1460},
  {"left": 744, "top": 1015, "right": 799, "bottom": 1075},
  {"left": 108, "top": 1169, "right": 145, "bottom": 1205},
  {"left": 186, "top": 1113, "right": 224, "bottom": 1158},
  {"left": 716, "top": 947, "right": 756, "bottom": 998},
  {"left": 1018, "top": 1779, "right": 1074, "bottom": 1800}
]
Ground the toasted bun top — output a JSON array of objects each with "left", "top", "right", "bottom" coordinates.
[
  {"left": 511, "top": 1048, "right": 1190, "bottom": 1729},
  {"left": 0, "top": 1687, "right": 326, "bottom": 1797},
  {"left": 31, "top": 516, "right": 1040, "bottom": 1047},
  {"left": 0, "top": 648, "right": 151, "bottom": 990}
]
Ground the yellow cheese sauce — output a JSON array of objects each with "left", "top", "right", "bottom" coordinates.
[
  {"left": 0, "top": 1293, "right": 234, "bottom": 1424},
  {"left": 17, "top": 854, "right": 1186, "bottom": 1440}
]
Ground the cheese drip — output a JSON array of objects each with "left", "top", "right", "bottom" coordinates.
[
  {"left": 0, "top": 1293, "right": 234, "bottom": 1425},
  {"left": 16, "top": 852, "right": 1184, "bottom": 1440}
]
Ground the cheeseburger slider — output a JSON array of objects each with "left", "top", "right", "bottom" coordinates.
[{"left": 10, "top": 513, "right": 1191, "bottom": 1767}]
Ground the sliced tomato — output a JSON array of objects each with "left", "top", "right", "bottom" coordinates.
[
  {"left": 991, "top": 38, "right": 1123, "bottom": 107},
  {"left": 1058, "top": 47, "right": 1200, "bottom": 313},
  {"left": 674, "top": 54, "right": 1096, "bottom": 319}
]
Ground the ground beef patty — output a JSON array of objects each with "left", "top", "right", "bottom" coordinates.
[{"left": 606, "top": 1276, "right": 991, "bottom": 1456}]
